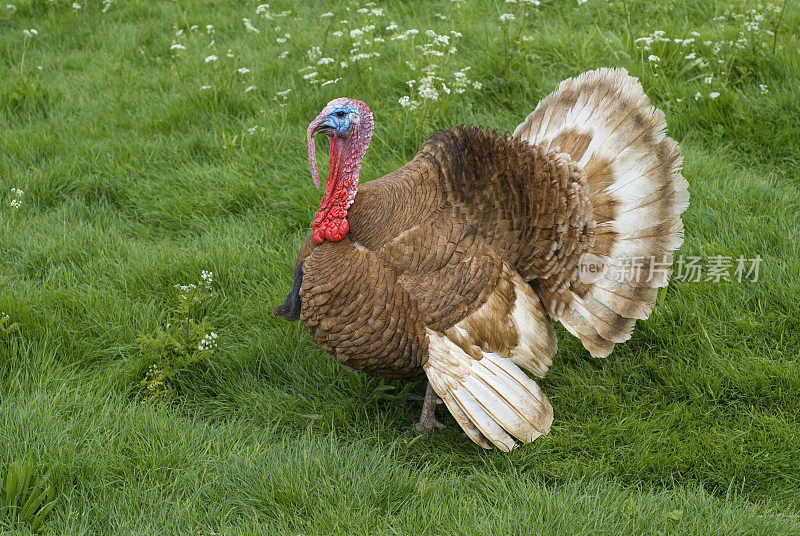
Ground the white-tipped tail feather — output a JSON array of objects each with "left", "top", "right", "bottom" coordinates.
[
  {"left": 424, "top": 328, "right": 553, "bottom": 452},
  {"left": 514, "top": 67, "right": 689, "bottom": 357}
]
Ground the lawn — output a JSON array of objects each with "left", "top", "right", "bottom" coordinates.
[{"left": 1, "top": 0, "right": 799, "bottom": 534}]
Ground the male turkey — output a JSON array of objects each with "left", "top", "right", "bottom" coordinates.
[{"left": 275, "top": 68, "right": 689, "bottom": 451}]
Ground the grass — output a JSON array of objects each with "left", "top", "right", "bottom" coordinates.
[{"left": 1, "top": 0, "right": 799, "bottom": 533}]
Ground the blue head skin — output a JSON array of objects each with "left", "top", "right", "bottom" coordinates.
[{"left": 317, "top": 103, "right": 358, "bottom": 137}]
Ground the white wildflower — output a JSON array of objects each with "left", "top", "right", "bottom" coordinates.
[
  {"left": 350, "top": 28, "right": 364, "bottom": 39},
  {"left": 204, "top": 55, "right": 218, "bottom": 63},
  {"left": 10, "top": 188, "right": 23, "bottom": 209},
  {"left": 357, "top": 7, "right": 368, "bottom": 13},
  {"left": 398, "top": 96, "right": 420, "bottom": 110},
  {"left": 473, "top": 81, "right": 482, "bottom": 90},
  {"left": 386, "top": 22, "right": 398, "bottom": 31},
  {"left": 243, "top": 18, "right": 259, "bottom": 33},
  {"left": 6, "top": 4, "right": 17, "bottom": 11},
  {"left": 340, "top": 61, "right": 348, "bottom": 68},
  {"left": 102, "top": 0, "right": 112, "bottom": 13},
  {"left": 175, "top": 29, "right": 184, "bottom": 36},
  {"left": 709, "top": 91, "right": 720, "bottom": 100},
  {"left": 245, "top": 85, "right": 257, "bottom": 93},
  {"left": 521, "top": 35, "right": 535, "bottom": 42},
  {"left": 200, "top": 85, "right": 212, "bottom": 90},
  {"left": 332, "top": 30, "right": 343, "bottom": 37},
  {"left": 72, "top": 2, "right": 81, "bottom": 9},
  {"left": 256, "top": 4, "right": 270, "bottom": 15},
  {"left": 703, "top": 76, "right": 713, "bottom": 84},
  {"left": 759, "top": 84, "right": 768, "bottom": 94},
  {"left": 370, "top": 8, "right": 383, "bottom": 16},
  {"left": 320, "top": 78, "right": 341, "bottom": 87},
  {"left": 206, "top": 24, "right": 214, "bottom": 32},
  {"left": 170, "top": 43, "right": 186, "bottom": 51},
  {"left": 648, "top": 54, "right": 660, "bottom": 62},
  {"left": 499, "top": 13, "right": 515, "bottom": 21},
  {"left": 279, "top": 50, "right": 289, "bottom": 59},
  {"left": 23, "top": 29, "right": 38, "bottom": 37},
  {"left": 320, "top": 12, "right": 334, "bottom": 18},
  {"left": 201, "top": 270, "right": 213, "bottom": 284},
  {"left": 198, "top": 332, "right": 219, "bottom": 352},
  {"left": 317, "top": 57, "right": 335, "bottom": 65},
  {"left": 684, "top": 52, "right": 696, "bottom": 59},
  {"left": 276, "top": 37, "right": 287, "bottom": 43},
  {"left": 694, "top": 92, "right": 702, "bottom": 100},
  {"left": 238, "top": 67, "right": 250, "bottom": 74},
  {"left": 690, "top": 31, "right": 700, "bottom": 37},
  {"left": 190, "top": 24, "right": 198, "bottom": 31},
  {"left": 303, "top": 71, "right": 318, "bottom": 80},
  {"left": 275, "top": 88, "right": 292, "bottom": 98}
]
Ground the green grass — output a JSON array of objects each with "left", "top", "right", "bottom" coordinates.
[{"left": 1, "top": 0, "right": 799, "bottom": 533}]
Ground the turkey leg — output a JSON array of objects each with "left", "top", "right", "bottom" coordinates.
[{"left": 414, "top": 382, "right": 446, "bottom": 434}]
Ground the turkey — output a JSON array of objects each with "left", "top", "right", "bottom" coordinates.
[{"left": 274, "top": 68, "right": 689, "bottom": 451}]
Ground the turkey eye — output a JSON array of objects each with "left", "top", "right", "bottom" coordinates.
[{"left": 335, "top": 111, "right": 347, "bottom": 119}]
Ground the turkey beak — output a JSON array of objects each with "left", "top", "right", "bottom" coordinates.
[{"left": 307, "top": 112, "right": 334, "bottom": 189}]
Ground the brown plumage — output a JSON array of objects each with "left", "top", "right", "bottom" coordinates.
[{"left": 275, "top": 68, "right": 689, "bottom": 451}]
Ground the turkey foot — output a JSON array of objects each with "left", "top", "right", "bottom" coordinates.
[{"left": 414, "top": 382, "right": 445, "bottom": 434}]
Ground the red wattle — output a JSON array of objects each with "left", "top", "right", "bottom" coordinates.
[{"left": 308, "top": 99, "right": 373, "bottom": 244}]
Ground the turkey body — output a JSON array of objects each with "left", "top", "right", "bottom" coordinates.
[{"left": 276, "top": 69, "right": 689, "bottom": 451}]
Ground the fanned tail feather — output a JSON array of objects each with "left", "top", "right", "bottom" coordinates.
[{"left": 514, "top": 68, "right": 689, "bottom": 357}]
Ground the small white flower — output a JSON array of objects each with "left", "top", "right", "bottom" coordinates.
[
  {"left": 386, "top": 22, "right": 398, "bottom": 31},
  {"left": 72, "top": 2, "right": 81, "bottom": 9},
  {"left": 340, "top": 61, "right": 348, "bottom": 68},
  {"left": 170, "top": 43, "right": 186, "bottom": 51},
  {"left": 320, "top": 12, "right": 334, "bottom": 18},
  {"left": 238, "top": 67, "right": 250, "bottom": 74},
  {"left": 332, "top": 30, "right": 343, "bottom": 37},
  {"left": 709, "top": 91, "right": 720, "bottom": 100},
  {"left": 175, "top": 29, "right": 184, "bottom": 36},
  {"left": 521, "top": 35, "right": 535, "bottom": 42},
  {"left": 190, "top": 24, "right": 198, "bottom": 31},
  {"left": 23, "top": 28, "right": 38, "bottom": 37},
  {"left": 279, "top": 50, "right": 289, "bottom": 59},
  {"left": 398, "top": 96, "right": 420, "bottom": 110},
  {"left": 648, "top": 54, "right": 660, "bottom": 62},
  {"left": 320, "top": 78, "right": 341, "bottom": 86},
  {"left": 350, "top": 28, "right": 364, "bottom": 39},
  {"left": 703, "top": 76, "right": 713, "bottom": 84},
  {"left": 472, "top": 81, "right": 482, "bottom": 90},
  {"left": 206, "top": 24, "right": 214, "bottom": 32},
  {"left": 204, "top": 55, "right": 218, "bottom": 63},
  {"left": 256, "top": 4, "right": 270, "bottom": 15},
  {"left": 759, "top": 84, "right": 768, "bottom": 94},
  {"left": 684, "top": 52, "right": 696, "bottom": 59},
  {"left": 694, "top": 92, "right": 702, "bottom": 100},
  {"left": 499, "top": 13, "right": 515, "bottom": 21},
  {"left": 303, "top": 71, "right": 318, "bottom": 80},
  {"left": 200, "top": 85, "right": 212, "bottom": 90},
  {"left": 6, "top": 4, "right": 17, "bottom": 12},
  {"left": 243, "top": 18, "right": 260, "bottom": 33},
  {"left": 317, "top": 57, "right": 335, "bottom": 65},
  {"left": 245, "top": 85, "right": 257, "bottom": 93},
  {"left": 275, "top": 88, "right": 292, "bottom": 97}
]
